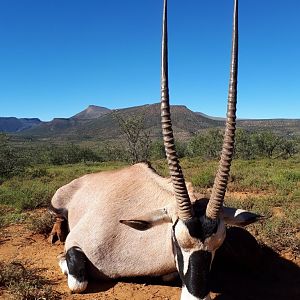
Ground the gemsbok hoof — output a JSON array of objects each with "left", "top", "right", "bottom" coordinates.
[{"left": 58, "top": 248, "right": 88, "bottom": 293}]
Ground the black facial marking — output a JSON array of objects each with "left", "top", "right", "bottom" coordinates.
[
  {"left": 172, "top": 233, "right": 184, "bottom": 280},
  {"left": 185, "top": 214, "right": 219, "bottom": 242},
  {"left": 66, "top": 247, "right": 88, "bottom": 282},
  {"left": 171, "top": 200, "right": 220, "bottom": 242},
  {"left": 185, "top": 250, "right": 212, "bottom": 298},
  {"left": 172, "top": 233, "right": 212, "bottom": 299},
  {"left": 171, "top": 212, "right": 218, "bottom": 298}
]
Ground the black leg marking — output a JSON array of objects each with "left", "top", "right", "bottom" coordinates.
[{"left": 66, "top": 247, "right": 88, "bottom": 283}]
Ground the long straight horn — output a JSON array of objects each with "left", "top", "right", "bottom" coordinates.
[
  {"left": 206, "top": 0, "right": 239, "bottom": 220},
  {"left": 160, "top": 0, "right": 192, "bottom": 221}
]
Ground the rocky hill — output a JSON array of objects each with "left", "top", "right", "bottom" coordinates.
[{"left": 71, "top": 105, "right": 111, "bottom": 120}]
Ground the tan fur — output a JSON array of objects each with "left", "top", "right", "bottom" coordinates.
[
  {"left": 49, "top": 217, "right": 66, "bottom": 244},
  {"left": 51, "top": 163, "right": 197, "bottom": 279},
  {"left": 174, "top": 219, "right": 225, "bottom": 252}
]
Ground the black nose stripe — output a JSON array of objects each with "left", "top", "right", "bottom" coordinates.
[
  {"left": 172, "top": 234, "right": 212, "bottom": 299},
  {"left": 185, "top": 250, "right": 212, "bottom": 299}
]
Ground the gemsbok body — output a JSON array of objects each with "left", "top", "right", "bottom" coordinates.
[{"left": 50, "top": 1, "right": 262, "bottom": 299}]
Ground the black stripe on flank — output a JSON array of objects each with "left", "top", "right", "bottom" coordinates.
[{"left": 66, "top": 247, "right": 88, "bottom": 283}]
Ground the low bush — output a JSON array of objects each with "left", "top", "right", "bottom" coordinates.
[
  {"left": 0, "top": 179, "right": 56, "bottom": 210},
  {"left": 49, "top": 144, "right": 101, "bottom": 165},
  {"left": 191, "top": 169, "right": 215, "bottom": 188},
  {"left": 226, "top": 196, "right": 300, "bottom": 252},
  {"left": 28, "top": 212, "right": 54, "bottom": 235},
  {"left": 0, "top": 206, "right": 26, "bottom": 227},
  {"left": 0, "top": 260, "right": 60, "bottom": 300},
  {"left": 0, "top": 134, "right": 30, "bottom": 180}
]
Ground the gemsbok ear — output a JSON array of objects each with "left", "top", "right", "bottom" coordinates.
[
  {"left": 120, "top": 208, "right": 172, "bottom": 231},
  {"left": 222, "top": 207, "right": 267, "bottom": 227}
]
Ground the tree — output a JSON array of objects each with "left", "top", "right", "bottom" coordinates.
[
  {"left": 186, "top": 129, "right": 223, "bottom": 159},
  {"left": 0, "top": 133, "right": 28, "bottom": 179},
  {"left": 99, "top": 142, "right": 127, "bottom": 162},
  {"left": 114, "top": 113, "right": 152, "bottom": 164},
  {"left": 278, "top": 138, "right": 299, "bottom": 158},
  {"left": 150, "top": 140, "right": 165, "bottom": 160},
  {"left": 253, "top": 131, "right": 281, "bottom": 158},
  {"left": 234, "top": 129, "right": 256, "bottom": 159},
  {"left": 49, "top": 144, "right": 101, "bottom": 165}
]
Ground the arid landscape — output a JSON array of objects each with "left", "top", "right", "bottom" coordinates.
[
  {"left": 0, "top": 203, "right": 299, "bottom": 300},
  {"left": 1, "top": 103, "right": 299, "bottom": 300},
  {"left": 1, "top": 0, "right": 300, "bottom": 299},
  {"left": 1, "top": 118, "right": 300, "bottom": 299}
]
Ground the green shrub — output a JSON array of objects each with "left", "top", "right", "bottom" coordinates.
[
  {"left": 0, "top": 134, "right": 30, "bottom": 180},
  {"left": 49, "top": 144, "right": 101, "bottom": 165},
  {"left": 186, "top": 129, "right": 223, "bottom": 159},
  {"left": 0, "top": 206, "right": 26, "bottom": 227},
  {"left": 0, "top": 178, "right": 58, "bottom": 211},
  {"left": 150, "top": 141, "right": 165, "bottom": 160},
  {"left": 191, "top": 169, "right": 215, "bottom": 188},
  {"left": 24, "top": 167, "right": 50, "bottom": 179}
]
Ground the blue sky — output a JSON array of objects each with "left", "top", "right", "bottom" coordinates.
[{"left": 0, "top": 0, "right": 299, "bottom": 121}]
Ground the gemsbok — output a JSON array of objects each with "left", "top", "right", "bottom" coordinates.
[{"left": 49, "top": 0, "right": 262, "bottom": 299}]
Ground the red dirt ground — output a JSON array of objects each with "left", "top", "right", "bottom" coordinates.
[{"left": 0, "top": 216, "right": 299, "bottom": 300}]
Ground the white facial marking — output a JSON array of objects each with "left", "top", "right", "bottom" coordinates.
[
  {"left": 175, "top": 219, "right": 226, "bottom": 253},
  {"left": 68, "top": 274, "right": 88, "bottom": 293},
  {"left": 202, "top": 220, "right": 226, "bottom": 252},
  {"left": 181, "top": 285, "right": 211, "bottom": 300},
  {"left": 59, "top": 257, "right": 68, "bottom": 275},
  {"left": 175, "top": 220, "right": 203, "bottom": 250},
  {"left": 182, "top": 249, "right": 190, "bottom": 275}
]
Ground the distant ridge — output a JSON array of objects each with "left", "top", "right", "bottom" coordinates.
[
  {"left": 0, "top": 117, "right": 41, "bottom": 133},
  {"left": 195, "top": 112, "right": 226, "bottom": 121},
  {"left": 2, "top": 103, "right": 300, "bottom": 140}
]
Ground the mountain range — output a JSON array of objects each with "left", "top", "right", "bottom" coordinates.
[
  {"left": 0, "top": 117, "right": 41, "bottom": 133},
  {"left": 1, "top": 104, "right": 299, "bottom": 141}
]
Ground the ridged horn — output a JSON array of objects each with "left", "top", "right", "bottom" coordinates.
[
  {"left": 206, "top": 0, "right": 239, "bottom": 220},
  {"left": 160, "top": 0, "right": 192, "bottom": 221}
]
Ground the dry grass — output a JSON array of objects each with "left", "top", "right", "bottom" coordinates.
[
  {"left": 0, "top": 260, "right": 61, "bottom": 300},
  {"left": 28, "top": 211, "right": 54, "bottom": 236}
]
